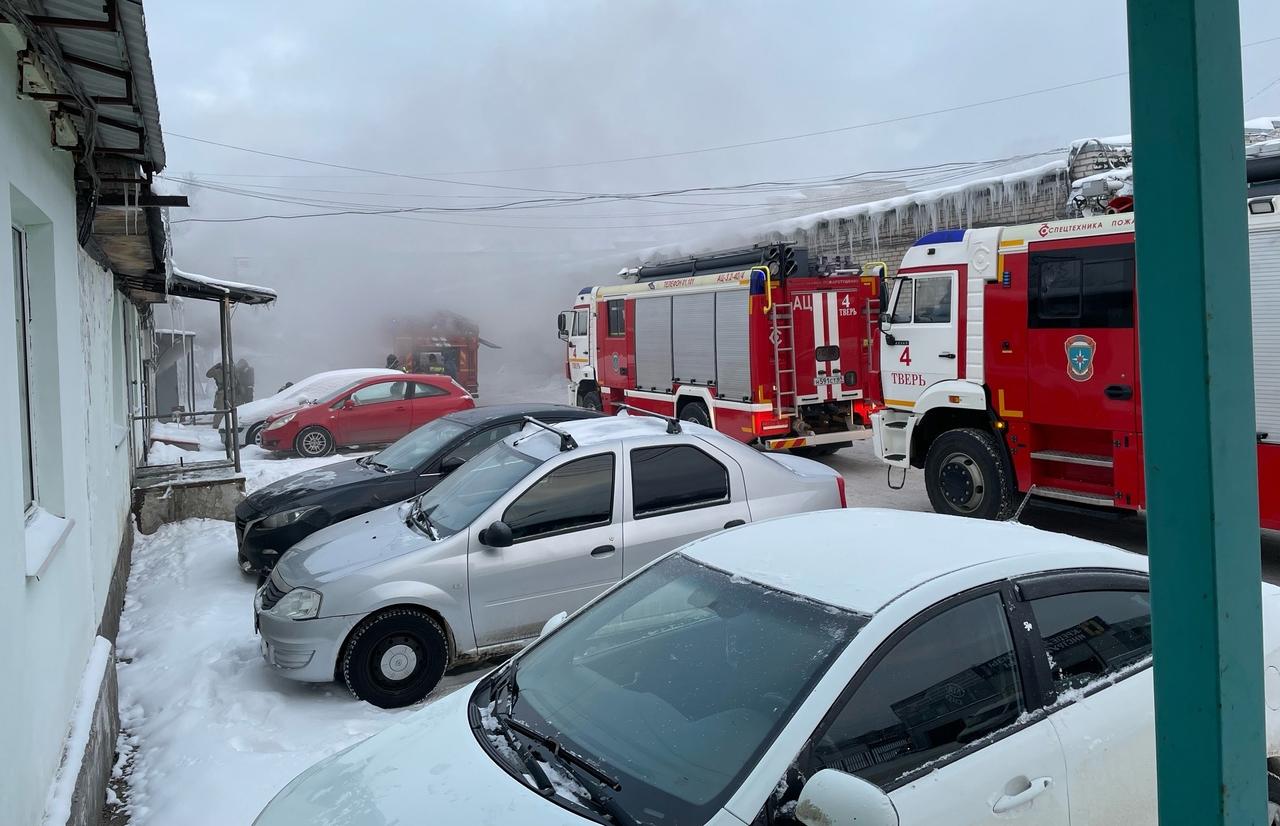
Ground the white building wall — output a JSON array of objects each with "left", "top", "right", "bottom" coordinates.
[{"left": 0, "top": 33, "right": 137, "bottom": 825}]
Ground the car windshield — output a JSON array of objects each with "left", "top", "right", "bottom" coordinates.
[
  {"left": 412, "top": 441, "right": 541, "bottom": 537},
  {"left": 314, "top": 379, "right": 365, "bottom": 406},
  {"left": 477, "top": 553, "right": 864, "bottom": 825},
  {"left": 371, "top": 418, "right": 471, "bottom": 472}
]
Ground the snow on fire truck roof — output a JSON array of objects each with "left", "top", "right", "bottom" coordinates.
[{"left": 680, "top": 508, "right": 1146, "bottom": 615}]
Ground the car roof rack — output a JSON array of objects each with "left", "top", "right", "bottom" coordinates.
[
  {"left": 516, "top": 416, "right": 579, "bottom": 451},
  {"left": 613, "top": 404, "right": 682, "bottom": 434}
]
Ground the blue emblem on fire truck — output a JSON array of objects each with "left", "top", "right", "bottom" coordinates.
[{"left": 1065, "top": 335, "right": 1097, "bottom": 382}]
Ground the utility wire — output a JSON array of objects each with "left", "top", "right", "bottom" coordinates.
[{"left": 165, "top": 33, "right": 1280, "bottom": 178}]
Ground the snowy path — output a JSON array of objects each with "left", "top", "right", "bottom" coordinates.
[{"left": 113, "top": 451, "right": 493, "bottom": 825}]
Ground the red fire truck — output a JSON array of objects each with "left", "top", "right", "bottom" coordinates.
[
  {"left": 869, "top": 197, "right": 1280, "bottom": 529},
  {"left": 559, "top": 245, "right": 883, "bottom": 454},
  {"left": 390, "top": 311, "right": 498, "bottom": 396}
]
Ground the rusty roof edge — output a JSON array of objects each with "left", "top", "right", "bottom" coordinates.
[{"left": 113, "top": 0, "right": 164, "bottom": 170}]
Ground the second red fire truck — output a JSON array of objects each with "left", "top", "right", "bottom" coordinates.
[
  {"left": 558, "top": 245, "right": 882, "bottom": 454},
  {"left": 868, "top": 197, "right": 1280, "bottom": 530}
]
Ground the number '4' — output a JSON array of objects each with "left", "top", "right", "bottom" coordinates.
[
  {"left": 841, "top": 294, "right": 851, "bottom": 309},
  {"left": 899, "top": 346, "right": 912, "bottom": 367}
]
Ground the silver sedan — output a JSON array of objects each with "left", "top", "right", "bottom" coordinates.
[{"left": 254, "top": 414, "right": 846, "bottom": 707}]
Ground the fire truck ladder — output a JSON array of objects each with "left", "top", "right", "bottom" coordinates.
[{"left": 770, "top": 301, "right": 796, "bottom": 417}]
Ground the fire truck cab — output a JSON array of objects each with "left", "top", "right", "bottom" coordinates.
[
  {"left": 871, "top": 201, "right": 1280, "bottom": 530},
  {"left": 559, "top": 245, "right": 882, "bottom": 453}
]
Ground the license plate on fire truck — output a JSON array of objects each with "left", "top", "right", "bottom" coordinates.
[{"left": 814, "top": 376, "right": 842, "bottom": 386}]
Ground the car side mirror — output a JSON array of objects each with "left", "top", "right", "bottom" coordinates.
[
  {"left": 539, "top": 611, "right": 568, "bottom": 639},
  {"left": 480, "top": 520, "right": 513, "bottom": 548},
  {"left": 795, "top": 770, "right": 898, "bottom": 826},
  {"left": 557, "top": 311, "right": 571, "bottom": 342},
  {"left": 440, "top": 455, "right": 466, "bottom": 476}
]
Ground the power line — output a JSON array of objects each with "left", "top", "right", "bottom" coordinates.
[{"left": 164, "top": 33, "right": 1280, "bottom": 178}]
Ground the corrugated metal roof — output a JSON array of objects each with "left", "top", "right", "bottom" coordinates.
[{"left": 9, "top": 0, "right": 165, "bottom": 169}]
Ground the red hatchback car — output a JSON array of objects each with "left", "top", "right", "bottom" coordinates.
[{"left": 259, "top": 374, "right": 474, "bottom": 457}]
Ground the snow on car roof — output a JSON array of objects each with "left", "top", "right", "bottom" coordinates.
[{"left": 680, "top": 508, "right": 1145, "bottom": 615}]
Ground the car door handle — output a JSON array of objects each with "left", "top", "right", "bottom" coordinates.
[
  {"left": 992, "top": 776, "right": 1052, "bottom": 814},
  {"left": 590, "top": 545, "right": 616, "bottom": 557},
  {"left": 724, "top": 519, "right": 746, "bottom": 529},
  {"left": 939, "top": 352, "right": 957, "bottom": 359},
  {"left": 1105, "top": 384, "right": 1133, "bottom": 400}
]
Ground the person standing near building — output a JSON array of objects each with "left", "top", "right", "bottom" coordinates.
[
  {"left": 235, "top": 358, "right": 255, "bottom": 404},
  {"left": 206, "top": 361, "right": 235, "bottom": 430},
  {"left": 425, "top": 353, "right": 446, "bottom": 375}
]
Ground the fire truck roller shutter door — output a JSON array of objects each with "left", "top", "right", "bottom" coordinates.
[
  {"left": 1250, "top": 224, "right": 1280, "bottom": 440},
  {"left": 634, "top": 296, "right": 673, "bottom": 391},
  {"left": 715, "top": 289, "right": 751, "bottom": 401},
  {"left": 672, "top": 292, "right": 717, "bottom": 386}
]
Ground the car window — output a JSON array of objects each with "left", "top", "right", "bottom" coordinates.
[
  {"left": 370, "top": 417, "right": 471, "bottom": 472},
  {"left": 410, "top": 382, "right": 447, "bottom": 398},
  {"left": 503, "top": 453, "right": 615, "bottom": 541},
  {"left": 573, "top": 309, "right": 590, "bottom": 336},
  {"left": 812, "top": 592, "right": 1023, "bottom": 788},
  {"left": 1028, "top": 242, "right": 1135, "bottom": 328},
  {"left": 447, "top": 423, "right": 522, "bottom": 464},
  {"left": 631, "top": 445, "right": 729, "bottom": 518},
  {"left": 1029, "top": 589, "right": 1152, "bottom": 695},
  {"left": 912, "top": 275, "right": 952, "bottom": 324},
  {"left": 887, "top": 278, "right": 914, "bottom": 325},
  {"left": 351, "top": 380, "right": 406, "bottom": 405},
  {"left": 607, "top": 299, "right": 625, "bottom": 336}
]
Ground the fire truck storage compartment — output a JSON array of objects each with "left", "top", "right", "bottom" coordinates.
[
  {"left": 715, "top": 289, "right": 751, "bottom": 401},
  {"left": 635, "top": 296, "right": 673, "bottom": 391},
  {"left": 672, "top": 293, "right": 717, "bottom": 385},
  {"left": 1252, "top": 223, "right": 1280, "bottom": 441}
]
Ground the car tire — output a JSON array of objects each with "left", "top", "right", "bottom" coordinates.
[
  {"left": 245, "top": 421, "right": 266, "bottom": 447},
  {"left": 678, "top": 402, "right": 711, "bottom": 427},
  {"left": 580, "top": 389, "right": 603, "bottom": 411},
  {"left": 923, "top": 428, "right": 1016, "bottom": 520},
  {"left": 294, "top": 426, "right": 334, "bottom": 458},
  {"left": 342, "top": 608, "right": 449, "bottom": 709}
]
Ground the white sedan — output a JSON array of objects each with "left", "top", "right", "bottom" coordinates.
[
  {"left": 253, "top": 509, "right": 1280, "bottom": 826},
  {"left": 231, "top": 368, "right": 400, "bottom": 446}
]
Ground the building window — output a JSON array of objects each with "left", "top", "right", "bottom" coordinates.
[
  {"left": 12, "top": 226, "right": 35, "bottom": 509},
  {"left": 607, "top": 299, "right": 626, "bottom": 337}
]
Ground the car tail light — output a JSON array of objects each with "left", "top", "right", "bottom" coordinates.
[{"left": 836, "top": 475, "right": 848, "bottom": 508}]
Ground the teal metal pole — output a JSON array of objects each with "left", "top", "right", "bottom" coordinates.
[{"left": 1125, "top": 2, "right": 1266, "bottom": 823}]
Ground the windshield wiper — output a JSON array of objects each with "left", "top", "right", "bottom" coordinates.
[{"left": 406, "top": 498, "right": 438, "bottom": 540}]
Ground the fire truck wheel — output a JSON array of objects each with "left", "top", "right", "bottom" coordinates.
[
  {"left": 678, "top": 402, "right": 712, "bottom": 427},
  {"left": 295, "top": 426, "right": 335, "bottom": 458},
  {"left": 923, "top": 428, "right": 1015, "bottom": 520},
  {"left": 580, "top": 390, "right": 603, "bottom": 411}
]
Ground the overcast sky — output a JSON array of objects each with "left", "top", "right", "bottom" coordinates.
[{"left": 142, "top": 0, "right": 1280, "bottom": 397}]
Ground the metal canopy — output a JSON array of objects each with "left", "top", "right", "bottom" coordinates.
[{"left": 167, "top": 268, "right": 278, "bottom": 306}]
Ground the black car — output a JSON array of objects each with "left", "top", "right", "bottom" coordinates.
[{"left": 233, "top": 403, "right": 600, "bottom": 574}]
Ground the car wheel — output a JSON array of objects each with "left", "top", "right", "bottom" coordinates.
[
  {"left": 294, "top": 426, "right": 334, "bottom": 458},
  {"left": 923, "top": 428, "right": 1015, "bottom": 520},
  {"left": 580, "top": 389, "right": 603, "bottom": 411},
  {"left": 342, "top": 608, "right": 449, "bottom": 709},
  {"left": 678, "top": 402, "right": 711, "bottom": 427},
  {"left": 246, "top": 421, "right": 266, "bottom": 447}
]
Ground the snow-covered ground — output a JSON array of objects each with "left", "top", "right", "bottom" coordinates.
[{"left": 113, "top": 446, "right": 494, "bottom": 825}]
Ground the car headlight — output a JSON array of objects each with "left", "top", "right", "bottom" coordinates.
[
  {"left": 271, "top": 588, "right": 322, "bottom": 620},
  {"left": 264, "top": 413, "right": 296, "bottom": 431},
  {"left": 260, "top": 506, "right": 319, "bottom": 530}
]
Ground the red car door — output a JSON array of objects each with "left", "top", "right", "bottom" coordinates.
[
  {"left": 409, "top": 379, "right": 470, "bottom": 429},
  {"left": 335, "top": 378, "right": 412, "bottom": 445}
]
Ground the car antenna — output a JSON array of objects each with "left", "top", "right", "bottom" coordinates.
[
  {"left": 613, "top": 403, "right": 682, "bottom": 434},
  {"left": 517, "top": 417, "right": 579, "bottom": 451}
]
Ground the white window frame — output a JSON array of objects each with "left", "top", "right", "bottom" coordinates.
[{"left": 12, "top": 225, "right": 37, "bottom": 512}]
